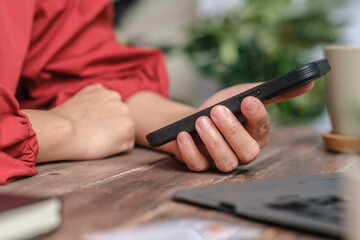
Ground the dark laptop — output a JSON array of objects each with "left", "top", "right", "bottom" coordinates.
[{"left": 173, "top": 173, "right": 344, "bottom": 238}]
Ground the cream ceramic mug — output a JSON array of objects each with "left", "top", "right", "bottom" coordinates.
[{"left": 324, "top": 46, "right": 360, "bottom": 138}]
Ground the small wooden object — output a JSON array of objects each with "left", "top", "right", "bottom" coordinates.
[{"left": 322, "top": 132, "right": 360, "bottom": 153}]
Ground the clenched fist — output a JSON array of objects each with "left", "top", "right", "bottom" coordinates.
[
  {"left": 50, "top": 84, "right": 135, "bottom": 159},
  {"left": 25, "top": 84, "right": 135, "bottom": 162}
]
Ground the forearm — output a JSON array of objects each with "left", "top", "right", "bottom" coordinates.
[
  {"left": 22, "top": 110, "right": 74, "bottom": 163},
  {"left": 126, "top": 91, "right": 195, "bottom": 153}
]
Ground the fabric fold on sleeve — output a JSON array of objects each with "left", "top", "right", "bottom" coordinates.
[
  {"left": 0, "top": 86, "right": 38, "bottom": 185},
  {"left": 51, "top": 47, "right": 170, "bottom": 107},
  {"left": 18, "top": 0, "right": 170, "bottom": 109}
]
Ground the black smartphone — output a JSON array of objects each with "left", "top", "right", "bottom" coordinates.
[{"left": 146, "top": 59, "right": 330, "bottom": 147}]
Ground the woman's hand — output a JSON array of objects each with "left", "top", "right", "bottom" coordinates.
[
  {"left": 26, "top": 84, "right": 135, "bottom": 162},
  {"left": 124, "top": 81, "right": 313, "bottom": 173},
  {"left": 50, "top": 84, "right": 135, "bottom": 160},
  {"left": 171, "top": 82, "right": 314, "bottom": 172},
  {"left": 173, "top": 96, "right": 268, "bottom": 172}
]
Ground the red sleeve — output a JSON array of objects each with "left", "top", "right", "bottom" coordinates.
[
  {"left": 0, "top": 87, "right": 38, "bottom": 185},
  {"left": 18, "top": 0, "right": 170, "bottom": 109}
]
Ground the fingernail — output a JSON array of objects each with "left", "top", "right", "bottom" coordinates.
[
  {"left": 178, "top": 132, "right": 190, "bottom": 145},
  {"left": 245, "top": 98, "right": 258, "bottom": 112},
  {"left": 212, "top": 105, "right": 228, "bottom": 121},
  {"left": 196, "top": 117, "right": 211, "bottom": 131}
]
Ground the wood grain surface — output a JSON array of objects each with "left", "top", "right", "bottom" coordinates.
[{"left": 0, "top": 127, "right": 358, "bottom": 240}]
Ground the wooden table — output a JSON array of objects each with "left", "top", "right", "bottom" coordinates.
[{"left": 1, "top": 127, "right": 358, "bottom": 240}]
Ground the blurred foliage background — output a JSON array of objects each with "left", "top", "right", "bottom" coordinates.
[
  {"left": 182, "top": 0, "right": 345, "bottom": 124},
  {"left": 112, "top": 0, "right": 347, "bottom": 125}
]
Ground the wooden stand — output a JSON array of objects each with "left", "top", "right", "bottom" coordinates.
[{"left": 322, "top": 132, "right": 360, "bottom": 153}]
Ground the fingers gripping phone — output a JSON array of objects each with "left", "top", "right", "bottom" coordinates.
[{"left": 146, "top": 59, "right": 331, "bottom": 147}]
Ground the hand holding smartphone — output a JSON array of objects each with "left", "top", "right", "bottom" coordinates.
[{"left": 147, "top": 59, "right": 330, "bottom": 147}]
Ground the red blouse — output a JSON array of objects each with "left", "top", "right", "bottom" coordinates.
[{"left": 0, "top": 0, "right": 169, "bottom": 184}]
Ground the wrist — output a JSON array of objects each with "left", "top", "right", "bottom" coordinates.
[
  {"left": 126, "top": 91, "right": 196, "bottom": 148},
  {"left": 24, "top": 109, "right": 75, "bottom": 162}
]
